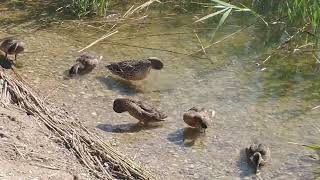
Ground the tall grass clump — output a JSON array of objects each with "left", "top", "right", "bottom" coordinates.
[
  {"left": 252, "top": 0, "right": 320, "bottom": 38},
  {"left": 71, "top": 0, "right": 109, "bottom": 17},
  {"left": 195, "top": 0, "right": 320, "bottom": 44}
]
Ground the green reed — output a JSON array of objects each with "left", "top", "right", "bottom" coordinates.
[
  {"left": 252, "top": 0, "right": 320, "bottom": 36},
  {"left": 71, "top": 0, "right": 109, "bottom": 17},
  {"left": 194, "top": 0, "right": 320, "bottom": 43}
]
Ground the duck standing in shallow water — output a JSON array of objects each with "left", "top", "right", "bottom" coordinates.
[
  {"left": 69, "top": 53, "right": 100, "bottom": 76},
  {"left": 113, "top": 98, "right": 167, "bottom": 125},
  {"left": 246, "top": 143, "right": 270, "bottom": 174},
  {"left": 183, "top": 107, "right": 215, "bottom": 131},
  {"left": 0, "top": 38, "right": 25, "bottom": 62},
  {"left": 106, "top": 57, "right": 163, "bottom": 80}
]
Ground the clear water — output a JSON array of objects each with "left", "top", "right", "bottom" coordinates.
[{"left": 0, "top": 1, "right": 319, "bottom": 179}]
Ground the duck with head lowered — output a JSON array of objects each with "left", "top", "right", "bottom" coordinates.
[
  {"left": 183, "top": 107, "right": 215, "bottom": 132},
  {"left": 0, "top": 37, "right": 25, "bottom": 62},
  {"left": 106, "top": 57, "right": 164, "bottom": 81},
  {"left": 69, "top": 53, "right": 100, "bottom": 76},
  {"left": 246, "top": 143, "right": 270, "bottom": 174},
  {"left": 113, "top": 98, "right": 167, "bottom": 125}
]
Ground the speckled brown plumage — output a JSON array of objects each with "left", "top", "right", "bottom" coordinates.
[
  {"left": 246, "top": 143, "right": 270, "bottom": 174},
  {"left": 106, "top": 57, "right": 163, "bottom": 80},
  {"left": 69, "top": 53, "right": 99, "bottom": 76},
  {"left": 0, "top": 38, "right": 24, "bottom": 61},
  {"left": 183, "top": 107, "right": 214, "bottom": 130},
  {"left": 113, "top": 98, "right": 167, "bottom": 125}
]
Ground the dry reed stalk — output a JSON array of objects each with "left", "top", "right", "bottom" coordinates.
[
  {"left": 125, "top": 0, "right": 160, "bottom": 18},
  {"left": 193, "top": 31, "right": 206, "bottom": 54},
  {"left": 78, "top": 30, "right": 119, "bottom": 52},
  {"left": 76, "top": 0, "right": 159, "bottom": 53},
  {"left": 0, "top": 68, "right": 154, "bottom": 179}
]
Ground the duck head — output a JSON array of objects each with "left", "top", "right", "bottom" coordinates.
[
  {"left": 148, "top": 57, "right": 163, "bottom": 70},
  {"left": 113, "top": 98, "right": 128, "bottom": 113},
  {"left": 251, "top": 152, "right": 263, "bottom": 174},
  {"left": 194, "top": 115, "right": 208, "bottom": 129}
]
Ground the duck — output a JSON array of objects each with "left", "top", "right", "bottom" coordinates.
[
  {"left": 183, "top": 107, "right": 215, "bottom": 131},
  {"left": 113, "top": 98, "right": 167, "bottom": 125},
  {"left": 0, "top": 38, "right": 25, "bottom": 61},
  {"left": 246, "top": 143, "right": 270, "bottom": 174},
  {"left": 69, "top": 53, "right": 99, "bottom": 76},
  {"left": 106, "top": 57, "right": 163, "bottom": 80}
]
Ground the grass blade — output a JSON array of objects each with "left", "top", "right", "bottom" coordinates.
[
  {"left": 304, "top": 144, "right": 320, "bottom": 150},
  {"left": 194, "top": 8, "right": 228, "bottom": 23},
  {"left": 211, "top": 8, "right": 232, "bottom": 41}
]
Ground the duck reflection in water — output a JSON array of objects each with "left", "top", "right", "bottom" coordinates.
[
  {"left": 182, "top": 127, "right": 204, "bottom": 147},
  {"left": 97, "top": 76, "right": 144, "bottom": 95},
  {"left": 168, "top": 128, "right": 206, "bottom": 147},
  {"left": 97, "top": 122, "right": 162, "bottom": 133}
]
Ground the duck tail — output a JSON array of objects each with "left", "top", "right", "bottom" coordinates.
[
  {"left": 69, "top": 63, "right": 81, "bottom": 76},
  {"left": 148, "top": 57, "right": 163, "bottom": 70}
]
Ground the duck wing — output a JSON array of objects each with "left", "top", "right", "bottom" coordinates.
[
  {"left": 77, "top": 53, "right": 98, "bottom": 66},
  {"left": 0, "top": 39, "right": 13, "bottom": 52},
  {"left": 109, "top": 60, "right": 150, "bottom": 73},
  {"left": 136, "top": 101, "right": 167, "bottom": 120}
]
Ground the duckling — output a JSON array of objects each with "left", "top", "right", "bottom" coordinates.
[
  {"left": 183, "top": 107, "right": 215, "bottom": 131},
  {"left": 69, "top": 53, "right": 99, "bottom": 76},
  {"left": 113, "top": 98, "right": 167, "bottom": 125},
  {"left": 246, "top": 143, "right": 270, "bottom": 174},
  {"left": 0, "top": 38, "right": 25, "bottom": 61},
  {"left": 106, "top": 57, "right": 163, "bottom": 80}
]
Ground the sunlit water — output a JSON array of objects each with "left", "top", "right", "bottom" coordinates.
[{"left": 0, "top": 2, "right": 319, "bottom": 179}]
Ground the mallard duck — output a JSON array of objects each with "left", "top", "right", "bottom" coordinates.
[
  {"left": 183, "top": 107, "right": 215, "bottom": 131},
  {"left": 113, "top": 98, "right": 167, "bottom": 125},
  {"left": 69, "top": 53, "right": 99, "bottom": 76},
  {"left": 0, "top": 38, "right": 24, "bottom": 61},
  {"left": 106, "top": 57, "right": 163, "bottom": 80},
  {"left": 246, "top": 143, "right": 270, "bottom": 174}
]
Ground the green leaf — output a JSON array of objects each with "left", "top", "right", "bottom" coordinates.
[
  {"left": 211, "top": 8, "right": 232, "bottom": 41},
  {"left": 194, "top": 8, "right": 228, "bottom": 23},
  {"left": 304, "top": 144, "right": 320, "bottom": 150}
]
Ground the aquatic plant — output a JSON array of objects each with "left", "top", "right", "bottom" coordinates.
[
  {"left": 304, "top": 144, "right": 320, "bottom": 178},
  {"left": 252, "top": 0, "right": 320, "bottom": 36},
  {"left": 304, "top": 144, "right": 320, "bottom": 153},
  {"left": 195, "top": 0, "right": 320, "bottom": 44},
  {"left": 194, "top": 0, "right": 255, "bottom": 40},
  {"left": 71, "top": 0, "right": 109, "bottom": 17}
]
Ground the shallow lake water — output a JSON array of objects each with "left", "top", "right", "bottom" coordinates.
[{"left": 0, "top": 1, "right": 319, "bottom": 179}]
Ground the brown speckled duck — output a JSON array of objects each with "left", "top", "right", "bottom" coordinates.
[
  {"left": 113, "top": 98, "right": 167, "bottom": 125},
  {"left": 69, "top": 53, "right": 100, "bottom": 76},
  {"left": 246, "top": 143, "right": 270, "bottom": 174},
  {"left": 0, "top": 38, "right": 25, "bottom": 61},
  {"left": 183, "top": 107, "right": 215, "bottom": 131},
  {"left": 106, "top": 57, "right": 163, "bottom": 80}
]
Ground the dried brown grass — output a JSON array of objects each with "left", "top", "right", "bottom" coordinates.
[{"left": 0, "top": 68, "right": 153, "bottom": 179}]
